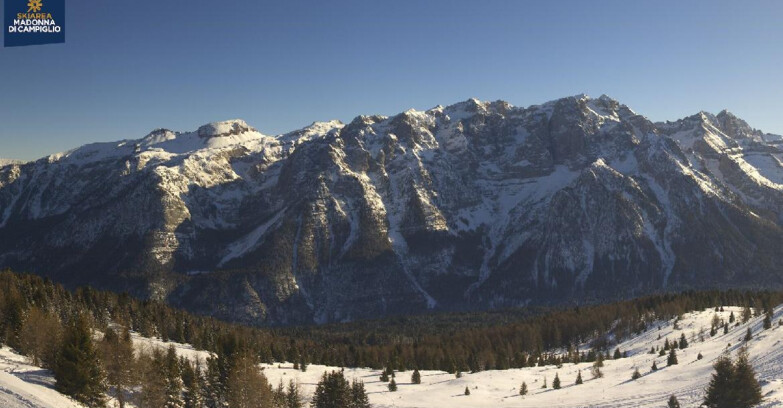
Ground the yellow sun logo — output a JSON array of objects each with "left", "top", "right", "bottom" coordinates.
[{"left": 27, "top": 0, "right": 43, "bottom": 12}]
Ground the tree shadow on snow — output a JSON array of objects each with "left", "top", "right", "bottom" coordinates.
[{"left": 12, "top": 369, "right": 55, "bottom": 389}]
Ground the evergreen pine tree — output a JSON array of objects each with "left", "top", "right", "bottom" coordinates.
[
  {"left": 411, "top": 369, "right": 421, "bottom": 384},
  {"left": 703, "top": 354, "right": 735, "bottom": 408},
  {"left": 468, "top": 353, "right": 481, "bottom": 373},
  {"left": 55, "top": 315, "right": 107, "bottom": 407},
  {"left": 651, "top": 361, "right": 658, "bottom": 371},
  {"left": 613, "top": 348, "right": 622, "bottom": 359},
  {"left": 744, "top": 328, "right": 752, "bottom": 341},
  {"left": 142, "top": 348, "right": 175, "bottom": 408},
  {"left": 286, "top": 379, "right": 305, "bottom": 408},
  {"left": 729, "top": 311, "right": 736, "bottom": 323},
  {"left": 520, "top": 381, "right": 528, "bottom": 396},
  {"left": 464, "top": 386, "right": 470, "bottom": 395},
  {"left": 138, "top": 349, "right": 168, "bottom": 408},
  {"left": 312, "top": 371, "right": 351, "bottom": 408},
  {"left": 203, "top": 355, "right": 226, "bottom": 408},
  {"left": 679, "top": 333, "right": 688, "bottom": 349},
  {"left": 763, "top": 313, "right": 772, "bottom": 330},
  {"left": 388, "top": 378, "right": 397, "bottom": 392},
  {"left": 380, "top": 370, "right": 389, "bottom": 382},
  {"left": 1, "top": 285, "right": 24, "bottom": 350},
  {"left": 724, "top": 323, "right": 729, "bottom": 335},
  {"left": 18, "top": 306, "right": 62, "bottom": 368},
  {"left": 631, "top": 368, "right": 641, "bottom": 380},
  {"left": 553, "top": 372, "right": 561, "bottom": 389},
  {"left": 226, "top": 351, "right": 273, "bottom": 408},
  {"left": 742, "top": 306, "right": 752, "bottom": 323},
  {"left": 731, "top": 347, "right": 762, "bottom": 408},
  {"left": 698, "top": 352, "right": 704, "bottom": 360},
  {"left": 349, "top": 379, "right": 370, "bottom": 408},
  {"left": 667, "top": 348, "right": 678, "bottom": 366},
  {"left": 668, "top": 395, "right": 681, "bottom": 408},
  {"left": 591, "top": 355, "right": 604, "bottom": 379},
  {"left": 575, "top": 370, "right": 583, "bottom": 385},
  {"left": 164, "top": 346, "right": 184, "bottom": 408},
  {"left": 273, "top": 380, "right": 286, "bottom": 407},
  {"left": 181, "top": 359, "right": 203, "bottom": 408},
  {"left": 101, "top": 326, "right": 134, "bottom": 408}
]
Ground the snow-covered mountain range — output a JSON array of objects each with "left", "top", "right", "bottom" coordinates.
[{"left": 1, "top": 95, "right": 782, "bottom": 325}]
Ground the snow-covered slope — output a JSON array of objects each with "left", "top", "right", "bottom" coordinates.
[
  {"left": 0, "top": 347, "right": 85, "bottom": 408},
  {"left": 3, "top": 304, "right": 781, "bottom": 408},
  {"left": 260, "top": 305, "right": 783, "bottom": 408},
  {"left": 1, "top": 95, "right": 783, "bottom": 325}
]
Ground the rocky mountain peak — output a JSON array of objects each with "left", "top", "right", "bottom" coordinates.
[
  {"left": 464, "top": 97, "right": 488, "bottom": 110},
  {"left": 597, "top": 94, "right": 616, "bottom": 102},
  {"left": 715, "top": 109, "right": 756, "bottom": 139},
  {"left": 346, "top": 114, "right": 387, "bottom": 129},
  {"left": 197, "top": 119, "right": 256, "bottom": 139},
  {"left": 141, "top": 128, "right": 178, "bottom": 146},
  {"left": 0, "top": 158, "right": 22, "bottom": 167},
  {"left": 444, "top": 98, "right": 490, "bottom": 117}
]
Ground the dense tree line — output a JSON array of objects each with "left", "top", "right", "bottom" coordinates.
[
  {"left": 3, "top": 268, "right": 783, "bottom": 373},
  {"left": 0, "top": 268, "right": 781, "bottom": 406}
]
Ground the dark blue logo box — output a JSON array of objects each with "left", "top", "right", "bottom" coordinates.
[{"left": 5, "top": 0, "right": 65, "bottom": 47}]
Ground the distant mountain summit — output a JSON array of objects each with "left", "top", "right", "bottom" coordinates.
[
  {"left": 0, "top": 159, "right": 22, "bottom": 167},
  {"left": 1, "top": 94, "right": 782, "bottom": 325}
]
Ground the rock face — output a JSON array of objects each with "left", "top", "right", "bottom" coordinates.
[{"left": 1, "top": 96, "right": 783, "bottom": 325}]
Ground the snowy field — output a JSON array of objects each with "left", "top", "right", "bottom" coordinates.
[
  {"left": 260, "top": 305, "right": 783, "bottom": 408},
  {"left": 0, "top": 347, "right": 83, "bottom": 408},
  {"left": 1, "top": 305, "right": 782, "bottom": 407}
]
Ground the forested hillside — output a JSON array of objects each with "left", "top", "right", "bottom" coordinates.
[{"left": 1, "top": 268, "right": 781, "bottom": 406}]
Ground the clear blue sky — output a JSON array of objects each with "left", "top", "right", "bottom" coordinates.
[{"left": 1, "top": 0, "right": 782, "bottom": 161}]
